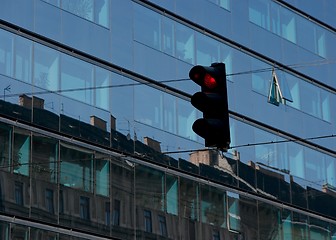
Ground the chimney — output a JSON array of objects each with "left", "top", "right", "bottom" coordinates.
[
  {"left": 144, "top": 137, "right": 161, "bottom": 152},
  {"left": 189, "top": 149, "right": 218, "bottom": 166},
  {"left": 90, "top": 116, "right": 107, "bottom": 131},
  {"left": 19, "top": 95, "right": 44, "bottom": 109},
  {"left": 110, "top": 115, "right": 116, "bottom": 131}
]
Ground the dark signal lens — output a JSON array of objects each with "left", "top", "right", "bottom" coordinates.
[{"left": 204, "top": 73, "right": 217, "bottom": 89}]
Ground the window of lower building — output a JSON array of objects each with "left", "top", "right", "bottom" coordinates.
[
  {"left": 158, "top": 215, "right": 167, "bottom": 237},
  {"left": 227, "top": 192, "right": 240, "bottom": 232},
  {"left": 144, "top": 210, "right": 152, "bottom": 233},
  {"left": 45, "top": 189, "right": 54, "bottom": 214},
  {"left": 112, "top": 199, "right": 120, "bottom": 226},
  {"left": 14, "top": 181, "right": 24, "bottom": 206},
  {"left": 105, "top": 201, "right": 110, "bottom": 225},
  {"left": 80, "top": 196, "right": 90, "bottom": 220},
  {"left": 212, "top": 229, "right": 220, "bottom": 240}
]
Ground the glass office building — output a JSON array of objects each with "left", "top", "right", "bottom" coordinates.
[{"left": 0, "top": 0, "right": 335, "bottom": 239}]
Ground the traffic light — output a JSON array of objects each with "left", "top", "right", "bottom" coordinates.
[{"left": 189, "top": 62, "right": 230, "bottom": 150}]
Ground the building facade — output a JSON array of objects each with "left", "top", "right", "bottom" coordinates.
[{"left": 0, "top": 0, "right": 335, "bottom": 239}]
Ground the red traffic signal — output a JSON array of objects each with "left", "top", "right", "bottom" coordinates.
[{"left": 189, "top": 63, "right": 230, "bottom": 150}]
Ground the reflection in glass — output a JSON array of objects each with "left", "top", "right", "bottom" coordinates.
[
  {"left": 134, "top": 4, "right": 161, "bottom": 51},
  {"left": 166, "top": 174, "right": 178, "bottom": 216},
  {"left": 95, "top": 154, "right": 109, "bottom": 196},
  {"left": 196, "top": 33, "right": 220, "bottom": 65},
  {"left": 288, "top": 142, "right": 304, "bottom": 178},
  {"left": 32, "top": 134, "right": 58, "bottom": 183},
  {"left": 227, "top": 192, "right": 240, "bottom": 232},
  {"left": 135, "top": 165, "right": 164, "bottom": 211},
  {"left": 95, "top": 66, "right": 110, "bottom": 110},
  {"left": 61, "top": 54, "right": 93, "bottom": 105},
  {"left": 13, "top": 129, "right": 30, "bottom": 176},
  {"left": 95, "top": 0, "right": 109, "bottom": 27},
  {"left": 177, "top": 98, "right": 197, "bottom": 140},
  {"left": 0, "top": 30, "right": 13, "bottom": 77},
  {"left": 34, "top": 43, "right": 59, "bottom": 91},
  {"left": 134, "top": 84, "right": 162, "bottom": 129},
  {"left": 162, "top": 18, "right": 175, "bottom": 55},
  {"left": 175, "top": 24, "right": 195, "bottom": 64},
  {"left": 201, "top": 185, "right": 226, "bottom": 227},
  {"left": 15, "top": 37, "right": 32, "bottom": 83},
  {"left": 80, "top": 196, "right": 90, "bottom": 220},
  {"left": 0, "top": 122, "right": 11, "bottom": 172},
  {"left": 60, "top": 143, "right": 93, "bottom": 192},
  {"left": 180, "top": 177, "right": 199, "bottom": 220},
  {"left": 62, "top": 0, "right": 94, "bottom": 21}
]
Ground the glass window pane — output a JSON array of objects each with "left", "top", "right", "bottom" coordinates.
[
  {"left": 111, "top": 159, "right": 135, "bottom": 231},
  {"left": 60, "top": 143, "right": 93, "bottom": 192},
  {"left": 0, "top": 30, "right": 13, "bottom": 77},
  {"left": 301, "top": 81, "right": 321, "bottom": 118},
  {"left": 80, "top": 196, "right": 90, "bottom": 220},
  {"left": 62, "top": 0, "right": 94, "bottom": 21},
  {"left": 134, "top": 4, "right": 161, "bottom": 50},
  {"left": 254, "top": 128, "right": 276, "bottom": 167},
  {"left": 43, "top": 0, "right": 60, "bottom": 6},
  {"left": 177, "top": 98, "right": 197, "bottom": 140},
  {"left": 288, "top": 142, "right": 304, "bottom": 179},
  {"left": 196, "top": 33, "right": 220, "bottom": 65},
  {"left": 175, "top": 24, "right": 195, "bottom": 64},
  {"left": 95, "top": 0, "right": 109, "bottom": 27},
  {"left": 134, "top": 84, "right": 163, "bottom": 129},
  {"left": 180, "top": 177, "right": 199, "bottom": 220},
  {"left": 163, "top": 93, "right": 176, "bottom": 134},
  {"left": 95, "top": 66, "right": 110, "bottom": 110},
  {"left": 111, "top": 74, "right": 134, "bottom": 136},
  {"left": 201, "top": 185, "right": 226, "bottom": 227},
  {"left": 321, "top": 89, "right": 331, "bottom": 122},
  {"left": 95, "top": 153, "right": 109, "bottom": 196},
  {"left": 249, "top": 0, "right": 270, "bottom": 30},
  {"left": 60, "top": 54, "right": 93, "bottom": 105},
  {"left": 280, "top": 7, "right": 296, "bottom": 43},
  {"left": 0, "top": 122, "right": 12, "bottom": 172},
  {"left": 166, "top": 174, "right": 178, "bottom": 215},
  {"left": 32, "top": 133, "right": 58, "bottom": 183},
  {"left": 297, "top": 17, "right": 315, "bottom": 53},
  {"left": 135, "top": 165, "right": 164, "bottom": 211},
  {"left": 286, "top": 75, "right": 300, "bottom": 110},
  {"left": 227, "top": 192, "right": 240, "bottom": 232},
  {"left": 258, "top": 202, "right": 281, "bottom": 239},
  {"left": 34, "top": 43, "right": 59, "bottom": 91},
  {"left": 305, "top": 148, "right": 326, "bottom": 186},
  {"left": 162, "top": 18, "right": 175, "bottom": 55},
  {"left": 15, "top": 36, "right": 32, "bottom": 83},
  {"left": 13, "top": 128, "right": 30, "bottom": 176}
]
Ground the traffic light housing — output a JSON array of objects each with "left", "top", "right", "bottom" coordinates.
[{"left": 189, "top": 63, "right": 230, "bottom": 150}]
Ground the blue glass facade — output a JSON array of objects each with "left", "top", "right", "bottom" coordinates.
[{"left": 0, "top": 0, "right": 335, "bottom": 239}]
